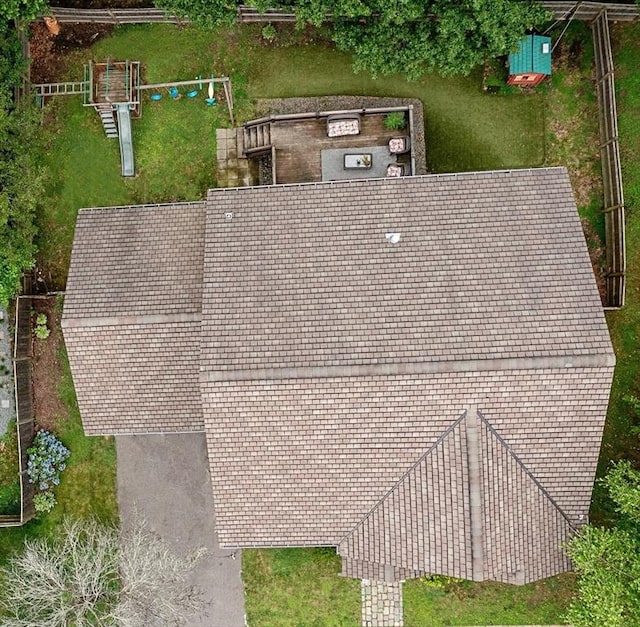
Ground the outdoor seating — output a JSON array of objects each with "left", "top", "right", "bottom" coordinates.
[
  {"left": 386, "top": 163, "right": 409, "bottom": 177},
  {"left": 388, "top": 136, "right": 411, "bottom": 155},
  {"left": 326, "top": 113, "right": 361, "bottom": 137}
]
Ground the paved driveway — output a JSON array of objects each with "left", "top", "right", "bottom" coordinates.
[{"left": 116, "top": 433, "right": 245, "bottom": 627}]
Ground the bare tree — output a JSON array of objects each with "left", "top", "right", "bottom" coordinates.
[{"left": 0, "top": 517, "right": 206, "bottom": 627}]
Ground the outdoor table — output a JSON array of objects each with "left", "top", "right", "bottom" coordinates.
[{"left": 344, "top": 153, "right": 372, "bottom": 169}]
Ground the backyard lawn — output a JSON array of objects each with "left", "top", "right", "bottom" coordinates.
[{"left": 3, "top": 17, "right": 638, "bottom": 626}]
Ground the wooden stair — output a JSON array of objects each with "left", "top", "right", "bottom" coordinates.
[
  {"left": 96, "top": 104, "right": 118, "bottom": 138},
  {"left": 242, "top": 122, "right": 272, "bottom": 155}
]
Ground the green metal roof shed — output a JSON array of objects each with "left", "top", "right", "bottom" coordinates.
[{"left": 508, "top": 35, "right": 552, "bottom": 86}]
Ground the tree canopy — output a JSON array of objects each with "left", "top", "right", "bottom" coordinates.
[
  {"left": 0, "top": 517, "right": 206, "bottom": 626},
  {"left": 0, "top": 0, "right": 48, "bottom": 21},
  {"left": 564, "top": 461, "right": 640, "bottom": 627},
  {"left": 155, "top": 0, "right": 548, "bottom": 78},
  {"left": 0, "top": 22, "right": 41, "bottom": 306}
]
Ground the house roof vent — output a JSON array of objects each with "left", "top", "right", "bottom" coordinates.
[
  {"left": 386, "top": 232, "right": 401, "bottom": 245},
  {"left": 224, "top": 211, "right": 233, "bottom": 221}
]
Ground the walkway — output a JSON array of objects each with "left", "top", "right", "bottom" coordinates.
[
  {"left": 116, "top": 433, "right": 245, "bottom": 627},
  {"left": 0, "top": 307, "right": 15, "bottom": 437},
  {"left": 362, "top": 580, "right": 403, "bottom": 627}
]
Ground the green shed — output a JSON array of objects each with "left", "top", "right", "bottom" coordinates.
[{"left": 508, "top": 35, "right": 552, "bottom": 86}]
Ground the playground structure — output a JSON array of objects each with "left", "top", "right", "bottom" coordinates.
[{"left": 32, "top": 61, "right": 234, "bottom": 178}]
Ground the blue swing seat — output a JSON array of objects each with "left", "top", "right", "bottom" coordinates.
[{"left": 150, "top": 93, "right": 162, "bottom": 101}]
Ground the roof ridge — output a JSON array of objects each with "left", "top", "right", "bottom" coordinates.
[
  {"left": 201, "top": 353, "right": 615, "bottom": 383},
  {"left": 62, "top": 312, "right": 201, "bottom": 328},
  {"left": 337, "top": 410, "right": 467, "bottom": 548},
  {"left": 478, "top": 410, "right": 578, "bottom": 531}
]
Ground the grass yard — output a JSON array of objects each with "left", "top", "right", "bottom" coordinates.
[
  {"left": 12, "top": 19, "right": 622, "bottom": 626},
  {"left": 0, "top": 421, "right": 21, "bottom": 516},
  {"left": 403, "top": 574, "right": 576, "bottom": 627},
  {"left": 243, "top": 548, "right": 360, "bottom": 626},
  {"left": 0, "top": 297, "right": 117, "bottom": 568},
  {"left": 591, "top": 22, "right": 640, "bottom": 522}
]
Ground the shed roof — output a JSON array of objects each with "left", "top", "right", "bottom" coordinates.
[{"left": 509, "top": 35, "right": 552, "bottom": 76}]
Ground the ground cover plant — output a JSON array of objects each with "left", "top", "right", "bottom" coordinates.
[{"left": 0, "top": 420, "right": 20, "bottom": 516}]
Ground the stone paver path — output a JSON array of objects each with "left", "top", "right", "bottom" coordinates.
[
  {"left": 0, "top": 307, "right": 15, "bottom": 437},
  {"left": 216, "top": 128, "right": 253, "bottom": 188},
  {"left": 362, "top": 579, "right": 403, "bottom": 627}
]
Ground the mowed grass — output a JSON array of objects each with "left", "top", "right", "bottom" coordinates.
[
  {"left": 0, "top": 299, "right": 117, "bottom": 567},
  {"left": 591, "top": 22, "right": 640, "bottom": 522},
  {"left": 403, "top": 574, "right": 576, "bottom": 627},
  {"left": 243, "top": 548, "right": 361, "bottom": 626},
  {"left": 35, "top": 23, "right": 544, "bottom": 289}
]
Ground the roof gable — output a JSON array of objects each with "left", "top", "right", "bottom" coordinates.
[{"left": 338, "top": 408, "right": 575, "bottom": 584}]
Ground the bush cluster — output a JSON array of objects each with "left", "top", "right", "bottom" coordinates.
[{"left": 27, "top": 430, "right": 70, "bottom": 492}]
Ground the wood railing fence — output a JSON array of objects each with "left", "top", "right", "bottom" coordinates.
[
  {"left": 592, "top": 9, "right": 626, "bottom": 308},
  {"left": 0, "top": 286, "right": 35, "bottom": 527}
]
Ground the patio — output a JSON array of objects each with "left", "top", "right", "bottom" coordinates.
[{"left": 242, "top": 107, "right": 417, "bottom": 185}]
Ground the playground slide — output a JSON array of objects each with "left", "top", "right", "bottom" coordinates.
[{"left": 116, "top": 104, "right": 135, "bottom": 177}]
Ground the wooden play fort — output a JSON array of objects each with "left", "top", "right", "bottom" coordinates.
[{"left": 32, "top": 60, "right": 233, "bottom": 178}]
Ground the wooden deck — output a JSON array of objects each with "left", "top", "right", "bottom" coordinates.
[{"left": 270, "top": 114, "right": 408, "bottom": 184}]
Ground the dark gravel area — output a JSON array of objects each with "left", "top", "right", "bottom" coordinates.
[{"left": 254, "top": 96, "right": 428, "bottom": 175}]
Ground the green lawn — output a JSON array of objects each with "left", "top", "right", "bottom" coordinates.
[
  {"left": 0, "top": 297, "right": 117, "bottom": 568},
  {"left": 404, "top": 575, "right": 576, "bottom": 627},
  {"left": 244, "top": 548, "right": 361, "bottom": 626},
  {"left": 10, "top": 20, "right": 622, "bottom": 626},
  {"left": 591, "top": 22, "right": 640, "bottom": 523},
  {"left": 0, "top": 420, "right": 21, "bottom": 516}
]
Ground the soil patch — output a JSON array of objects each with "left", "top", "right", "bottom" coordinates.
[
  {"left": 31, "top": 298, "right": 67, "bottom": 432},
  {"left": 29, "top": 21, "right": 114, "bottom": 84}
]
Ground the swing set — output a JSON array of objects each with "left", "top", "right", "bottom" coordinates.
[{"left": 140, "top": 75, "right": 233, "bottom": 123}]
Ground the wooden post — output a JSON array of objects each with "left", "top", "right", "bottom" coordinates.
[{"left": 223, "top": 77, "right": 234, "bottom": 126}]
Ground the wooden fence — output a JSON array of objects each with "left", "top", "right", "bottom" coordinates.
[
  {"left": 0, "top": 291, "right": 35, "bottom": 527},
  {"left": 48, "top": 2, "right": 640, "bottom": 25},
  {"left": 592, "top": 10, "right": 626, "bottom": 308}
]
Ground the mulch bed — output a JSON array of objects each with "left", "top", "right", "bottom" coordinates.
[{"left": 31, "top": 298, "right": 67, "bottom": 433}]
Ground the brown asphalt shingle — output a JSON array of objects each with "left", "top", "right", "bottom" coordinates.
[
  {"left": 62, "top": 202, "right": 206, "bottom": 434},
  {"left": 200, "top": 169, "right": 613, "bottom": 582},
  {"left": 63, "top": 168, "right": 614, "bottom": 583}
]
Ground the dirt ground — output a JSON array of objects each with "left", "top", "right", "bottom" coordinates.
[
  {"left": 29, "top": 21, "right": 115, "bottom": 84},
  {"left": 31, "top": 297, "right": 67, "bottom": 432}
]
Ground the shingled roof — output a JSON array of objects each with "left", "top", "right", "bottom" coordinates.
[
  {"left": 63, "top": 168, "right": 614, "bottom": 584},
  {"left": 62, "top": 202, "right": 206, "bottom": 434}
]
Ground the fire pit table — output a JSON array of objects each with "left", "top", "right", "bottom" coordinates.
[{"left": 344, "top": 153, "right": 372, "bottom": 169}]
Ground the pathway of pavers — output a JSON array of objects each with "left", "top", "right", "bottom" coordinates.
[
  {"left": 216, "top": 128, "right": 253, "bottom": 188},
  {"left": 362, "top": 579, "right": 403, "bottom": 627},
  {"left": 0, "top": 307, "right": 15, "bottom": 437}
]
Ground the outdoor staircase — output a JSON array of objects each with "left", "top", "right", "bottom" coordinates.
[
  {"left": 242, "top": 122, "right": 272, "bottom": 155},
  {"left": 96, "top": 104, "right": 118, "bottom": 138}
]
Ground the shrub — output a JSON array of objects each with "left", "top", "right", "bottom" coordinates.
[
  {"left": 33, "top": 491, "right": 56, "bottom": 514},
  {"left": 384, "top": 111, "right": 406, "bottom": 130},
  {"left": 262, "top": 23, "right": 277, "bottom": 42},
  {"left": 33, "top": 313, "right": 50, "bottom": 340},
  {"left": 26, "top": 430, "right": 70, "bottom": 491}
]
